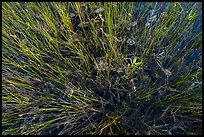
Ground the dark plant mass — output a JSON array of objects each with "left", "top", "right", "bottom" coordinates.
[{"left": 2, "top": 2, "right": 202, "bottom": 135}]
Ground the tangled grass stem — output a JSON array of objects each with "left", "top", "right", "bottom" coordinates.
[{"left": 2, "top": 2, "right": 202, "bottom": 135}]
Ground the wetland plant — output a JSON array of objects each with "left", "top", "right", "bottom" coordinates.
[{"left": 2, "top": 2, "right": 202, "bottom": 135}]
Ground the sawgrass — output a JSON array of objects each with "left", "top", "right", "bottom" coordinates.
[{"left": 2, "top": 2, "right": 202, "bottom": 135}]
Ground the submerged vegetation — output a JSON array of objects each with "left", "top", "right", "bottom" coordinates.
[{"left": 2, "top": 2, "right": 202, "bottom": 135}]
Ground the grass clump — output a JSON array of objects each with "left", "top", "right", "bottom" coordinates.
[{"left": 2, "top": 2, "right": 202, "bottom": 135}]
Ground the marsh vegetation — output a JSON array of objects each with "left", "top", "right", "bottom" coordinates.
[{"left": 2, "top": 2, "right": 202, "bottom": 135}]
